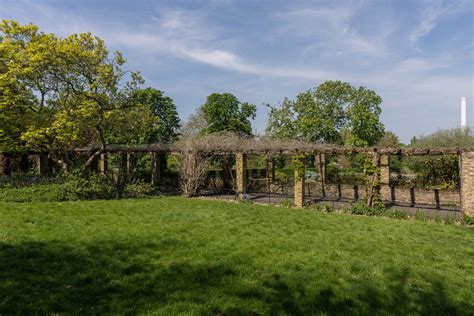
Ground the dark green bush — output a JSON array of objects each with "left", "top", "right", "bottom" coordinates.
[
  {"left": 345, "top": 201, "right": 385, "bottom": 216},
  {"left": 0, "top": 184, "right": 66, "bottom": 202},
  {"left": 124, "top": 180, "right": 156, "bottom": 198},
  {"left": 0, "top": 174, "right": 61, "bottom": 188},
  {"left": 62, "top": 172, "right": 116, "bottom": 200},
  {"left": 462, "top": 215, "right": 474, "bottom": 226},
  {"left": 386, "top": 209, "right": 408, "bottom": 220}
]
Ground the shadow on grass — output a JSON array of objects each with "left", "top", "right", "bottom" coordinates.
[{"left": 0, "top": 241, "right": 471, "bottom": 315}]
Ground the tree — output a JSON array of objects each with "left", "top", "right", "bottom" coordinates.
[
  {"left": 200, "top": 93, "right": 256, "bottom": 190},
  {"left": 0, "top": 20, "right": 155, "bottom": 170},
  {"left": 134, "top": 87, "right": 180, "bottom": 143},
  {"left": 265, "top": 98, "right": 297, "bottom": 140},
  {"left": 0, "top": 21, "right": 55, "bottom": 153},
  {"left": 376, "top": 131, "right": 403, "bottom": 147},
  {"left": 181, "top": 107, "right": 208, "bottom": 138},
  {"left": 266, "top": 80, "right": 385, "bottom": 146},
  {"left": 406, "top": 128, "right": 474, "bottom": 189},
  {"left": 201, "top": 93, "right": 256, "bottom": 136},
  {"left": 410, "top": 128, "right": 474, "bottom": 147}
]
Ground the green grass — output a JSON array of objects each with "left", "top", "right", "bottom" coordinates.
[{"left": 0, "top": 197, "right": 472, "bottom": 315}]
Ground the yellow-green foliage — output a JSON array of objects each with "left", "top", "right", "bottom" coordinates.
[{"left": 0, "top": 20, "right": 156, "bottom": 160}]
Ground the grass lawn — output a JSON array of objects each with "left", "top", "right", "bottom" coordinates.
[{"left": 0, "top": 197, "right": 472, "bottom": 315}]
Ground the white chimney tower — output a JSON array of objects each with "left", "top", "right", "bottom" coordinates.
[{"left": 461, "top": 97, "right": 467, "bottom": 128}]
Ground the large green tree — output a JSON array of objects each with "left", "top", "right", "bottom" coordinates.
[
  {"left": 0, "top": 20, "right": 155, "bottom": 169},
  {"left": 134, "top": 87, "right": 181, "bottom": 143},
  {"left": 266, "top": 80, "right": 385, "bottom": 146},
  {"left": 201, "top": 93, "right": 256, "bottom": 136}
]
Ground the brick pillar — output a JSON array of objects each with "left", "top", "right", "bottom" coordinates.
[
  {"left": 29, "top": 154, "right": 48, "bottom": 175},
  {"left": 460, "top": 151, "right": 474, "bottom": 217},
  {"left": 99, "top": 153, "right": 108, "bottom": 174},
  {"left": 235, "top": 152, "right": 247, "bottom": 199},
  {"left": 294, "top": 157, "right": 305, "bottom": 208},
  {"left": 380, "top": 154, "right": 391, "bottom": 203},
  {"left": 315, "top": 153, "right": 326, "bottom": 197},
  {"left": 151, "top": 152, "right": 161, "bottom": 187},
  {"left": 0, "top": 153, "right": 10, "bottom": 175}
]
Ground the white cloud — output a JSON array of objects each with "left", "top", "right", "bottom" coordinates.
[
  {"left": 409, "top": 0, "right": 471, "bottom": 49},
  {"left": 409, "top": 1, "right": 445, "bottom": 48},
  {"left": 273, "top": 4, "right": 394, "bottom": 58}
]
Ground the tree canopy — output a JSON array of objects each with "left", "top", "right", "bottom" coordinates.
[
  {"left": 0, "top": 20, "right": 156, "bottom": 168},
  {"left": 376, "top": 131, "right": 403, "bottom": 147},
  {"left": 134, "top": 87, "right": 181, "bottom": 143},
  {"left": 410, "top": 128, "right": 474, "bottom": 148},
  {"left": 266, "top": 80, "right": 385, "bottom": 146},
  {"left": 201, "top": 93, "right": 256, "bottom": 136}
]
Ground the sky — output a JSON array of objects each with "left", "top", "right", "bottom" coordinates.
[{"left": 1, "top": 0, "right": 473, "bottom": 143}]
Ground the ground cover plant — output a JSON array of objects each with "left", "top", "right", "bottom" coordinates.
[{"left": 0, "top": 197, "right": 472, "bottom": 315}]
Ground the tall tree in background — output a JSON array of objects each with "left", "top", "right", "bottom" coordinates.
[
  {"left": 134, "top": 87, "right": 181, "bottom": 172},
  {"left": 201, "top": 93, "right": 256, "bottom": 136},
  {"left": 0, "top": 20, "right": 155, "bottom": 170},
  {"left": 134, "top": 88, "right": 180, "bottom": 143},
  {"left": 376, "top": 131, "right": 403, "bottom": 147},
  {"left": 200, "top": 92, "right": 256, "bottom": 189},
  {"left": 181, "top": 107, "right": 208, "bottom": 138},
  {"left": 266, "top": 80, "right": 385, "bottom": 146}
]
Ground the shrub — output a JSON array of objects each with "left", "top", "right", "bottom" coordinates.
[
  {"left": 386, "top": 209, "right": 408, "bottom": 220},
  {"left": 0, "top": 184, "right": 66, "bottom": 202},
  {"left": 62, "top": 172, "right": 116, "bottom": 200},
  {"left": 124, "top": 180, "right": 156, "bottom": 198},
  {"left": 345, "top": 201, "right": 385, "bottom": 216},
  {"left": 462, "top": 215, "right": 474, "bottom": 226},
  {"left": 310, "top": 204, "right": 335, "bottom": 213}
]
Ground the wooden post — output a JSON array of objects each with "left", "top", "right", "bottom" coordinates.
[
  {"left": 120, "top": 152, "right": 128, "bottom": 183},
  {"left": 126, "top": 152, "right": 133, "bottom": 177},
  {"left": 315, "top": 153, "right": 326, "bottom": 197},
  {"left": 0, "top": 153, "right": 10, "bottom": 176},
  {"left": 235, "top": 152, "right": 247, "bottom": 199},
  {"left": 380, "top": 154, "right": 391, "bottom": 203},
  {"left": 29, "top": 154, "right": 48, "bottom": 175},
  {"left": 151, "top": 152, "right": 161, "bottom": 187},
  {"left": 271, "top": 157, "right": 275, "bottom": 183},
  {"left": 460, "top": 151, "right": 474, "bottom": 217},
  {"left": 99, "top": 153, "right": 108, "bottom": 174},
  {"left": 294, "top": 157, "right": 305, "bottom": 208}
]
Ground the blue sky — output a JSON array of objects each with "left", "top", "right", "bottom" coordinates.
[{"left": 1, "top": 0, "right": 473, "bottom": 142}]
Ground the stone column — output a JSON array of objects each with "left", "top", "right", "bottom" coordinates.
[
  {"left": 315, "top": 153, "right": 326, "bottom": 197},
  {"left": 460, "top": 151, "right": 474, "bottom": 217},
  {"left": 380, "top": 154, "right": 391, "bottom": 203},
  {"left": 151, "top": 152, "right": 161, "bottom": 187},
  {"left": 294, "top": 157, "right": 305, "bottom": 208},
  {"left": 99, "top": 153, "right": 108, "bottom": 174},
  {"left": 235, "top": 152, "right": 247, "bottom": 199}
]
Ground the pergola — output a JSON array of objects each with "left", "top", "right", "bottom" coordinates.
[{"left": 1, "top": 134, "right": 473, "bottom": 216}]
